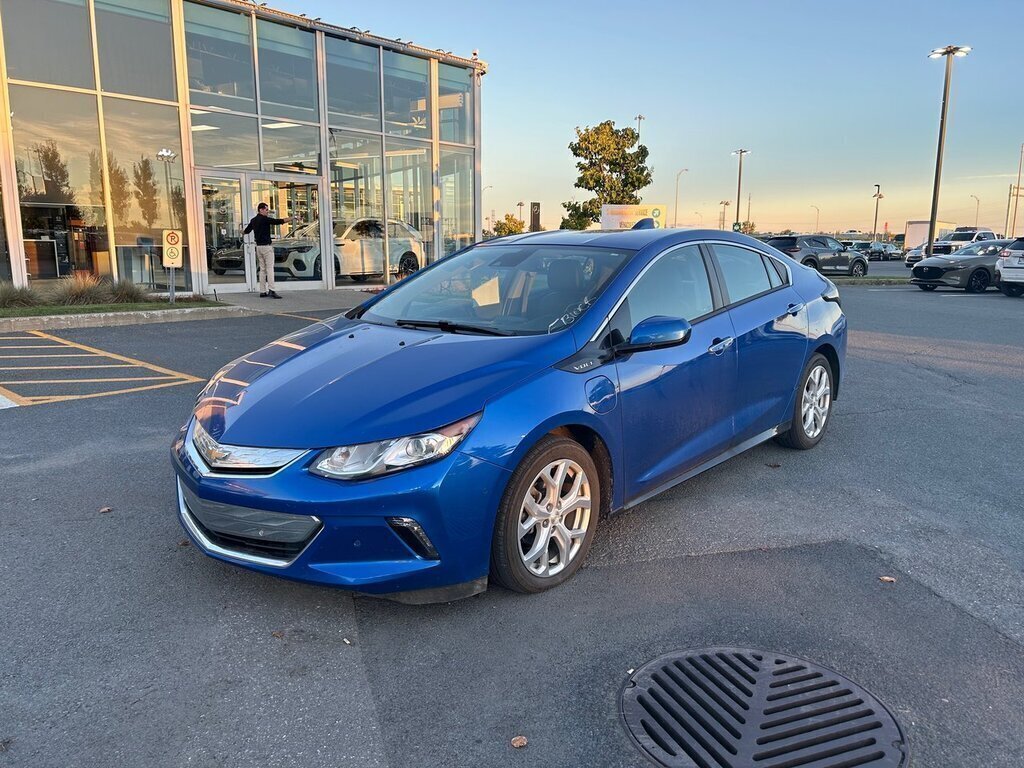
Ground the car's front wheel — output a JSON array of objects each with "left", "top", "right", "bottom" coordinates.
[
  {"left": 1000, "top": 282, "right": 1024, "bottom": 297},
  {"left": 490, "top": 436, "right": 599, "bottom": 593},
  {"left": 849, "top": 260, "right": 867, "bottom": 277},
  {"left": 776, "top": 353, "right": 833, "bottom": 450},
  {"left": 966, "top": 269, "right": 990, "bottom": 293},
  {"left": 918, "top": 284, "right": 937, "bottom": 291}
]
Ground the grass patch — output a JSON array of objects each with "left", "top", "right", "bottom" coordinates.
[{"left": 0, "top": 299, "right": 222, "bottom": 318}]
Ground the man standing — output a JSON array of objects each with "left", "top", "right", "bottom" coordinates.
[{"left": 243, "top": 202, "right": 290, "bottom": 298}]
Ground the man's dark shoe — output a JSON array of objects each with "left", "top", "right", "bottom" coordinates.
[
  {"left": 269, "top": 291, "right": 283, "bottom": 299},
  {"left": 259, "top": 292, "right": 269, "bottom": 298}
]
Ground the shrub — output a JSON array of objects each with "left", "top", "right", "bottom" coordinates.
[
  {"left": 110, "top": 279, "right": 153, "bottom": 304},
  {"left": 0, "top": 281, "right": 43, "bottom": 308},
  {"left": 48, "top": 273, "right": 111, "bottom": 306}
]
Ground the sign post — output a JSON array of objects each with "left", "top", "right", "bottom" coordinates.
[
  {"left": 732, "top": 222, "right": 743, "bottom": 233},
  {"left": 599, "top": 204, "right": 669, "bottom": 230},
  {"left": 162, "top": 229, "right": 183, "bottom": 304}
]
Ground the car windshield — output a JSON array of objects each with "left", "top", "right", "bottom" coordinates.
[
  {"left": 361, "top": 244, "right": 635, "bottom": 335},
  {"left": 853, "top": 243, "right": 870, "bottom": 250},
  {"left": 948, "top": 232, "right": 975, "bottom": 241}
]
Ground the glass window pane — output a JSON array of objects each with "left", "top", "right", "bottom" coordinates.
[
  {"left": 257, "top": 20, "right": 318, "bottom": 122},
  {"left": 9, "top": 85, "right": 109, "bottom": 283},
  {"left": 326, "top": 37, "right": 380, "bottom": 131},
  {"left": 95, "top": 0, "right": 175, "bottom": 100},
  {"left": 190, "top": 110, "right": 259, "bottom": 170},
  {"left": 262, "top": 121, "right": 320, "bottom": 174},
  {"left": 713, "top": 244, "right": 773, "bottom": 304},
  {"left": 383, "top": 52, "right": 430, "bottom": 139},
  {"left": 329, "top": 130, "right": 384, "bottom": 285},
  {"left": 1, "top": 0, "right": 94, "bottom": 89},
  {"left": 184, "top": 2, "right": 256, "bottom": 113},
  {"left": 386, "top": 138, "right": 433, "bottom": 267},
  {"left": 440, "top": 147, "right": 473, "bottom": 256},
  {"left": 624, "top": 246, "right": 713, "bottom": 325},
  {"left": 438, "top": 64, "right": 473, "bottom": 144},
  {"left": 103, "top": 97, "right": 190, "bottom": 290}
]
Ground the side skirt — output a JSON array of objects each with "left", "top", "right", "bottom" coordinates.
[{"left": 623, "top": 423, "right": 788, "bottom": 511}]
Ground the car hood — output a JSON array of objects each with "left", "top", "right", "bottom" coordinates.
[
  {"left": 916, "top": 255, "right": 988, "bottom": 267},
  {"left": 194, "top": 317, "right": 576, "bottom": 449}
]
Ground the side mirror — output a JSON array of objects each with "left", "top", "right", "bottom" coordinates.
[{"left": 617, "top": 316, "right": 692, "bottom": 353}]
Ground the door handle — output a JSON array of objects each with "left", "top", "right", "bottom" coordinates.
[
  {"left": 707, "top": 337, "right": 734, "bottom": 355},
  {"left": 785, "top": 302, "right": 805, "bottom": 316}
]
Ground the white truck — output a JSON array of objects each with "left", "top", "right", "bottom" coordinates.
[{"left": 904, "top": 220, "right": 955, "bottom": 252}]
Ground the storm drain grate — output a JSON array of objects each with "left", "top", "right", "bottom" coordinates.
[{"left": 619, "top": 647, "right": 907, "bottom": 768}]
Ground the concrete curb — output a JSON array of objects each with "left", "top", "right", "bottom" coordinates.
[{"left": 0, "top": 304, "right": 259, "bottom": 332}]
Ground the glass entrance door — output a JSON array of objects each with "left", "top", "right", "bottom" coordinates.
[{"left": 197, "top": 171, "right": 322, "bottom": 292}]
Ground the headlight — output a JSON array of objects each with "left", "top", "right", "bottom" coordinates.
[{"left": 311, "top": 413, "right": 481, "bottom": 480}]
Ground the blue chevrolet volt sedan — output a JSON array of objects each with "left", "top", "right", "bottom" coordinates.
[{"left": 172, "top": 227, "right": 846, "bottom": 602}]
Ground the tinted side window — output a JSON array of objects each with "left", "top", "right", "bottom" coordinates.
[
  {"left": 713, "top": 244, "right": 773, "bottom": 304},
  {"left": 762, "top": 254, "right": 784, "bottom": 288},
  {"left": 824, "top": 238, "right": 843, "bottom": 250}
]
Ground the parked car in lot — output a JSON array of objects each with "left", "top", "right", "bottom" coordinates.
[
  {"left": 211, "top": 218, "right": 425, "bottom": 282},
  {"left": 767, "top": 235, "right": 869, "bottom": 276},
  {"left": 868, "top": 242, "right": 901, "bottom": 261},
  {"left": 996, "top": 237, "right": 1024, "bottom": 297},
  {"left": 929, "top": 227, "right": 996, "bottom": 256},
  {"left": 910, "top": 239, "right": 1012, "bottom": 292},
  {"left": 904, "top": 244, "right": 926, "bottom": 268},
  {"left": 173, "top": 228, "right": 847, "bottom": 601}
]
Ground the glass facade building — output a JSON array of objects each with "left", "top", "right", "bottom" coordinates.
[{"left": 0, "top": 0, "right": 483, "bottom": 292}]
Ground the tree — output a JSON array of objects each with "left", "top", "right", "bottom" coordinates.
[
  {"left": 492, "top": 213, "right": 525, "bottom": 236},
  {"left": 132, "top": 157, "right": 160, "bottom": 228},
  {"left": 560, "top": 120, "right": 652, "bottom": 229},
  {"left": 106, "top": 152, "right": 132, "bottom": 226},
  {"left": 740, "top": 221, "right": 757, "bottom": 235},
  {"left": 21, "top": 140, "right": 75, "bottom": 204}
]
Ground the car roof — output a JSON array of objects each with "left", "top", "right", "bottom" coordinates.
[{"left": 479, "top": 228, "right": 761, "bottom": 250}]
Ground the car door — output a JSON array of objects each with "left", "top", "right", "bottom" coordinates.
[
  {"left": 709, "top": 243, "right": 809, "bottom": 442},
  {"left": 823, "top": 237, "right": 848, "bottom": 271},
  {"left": 612, "top": 243, "right": 739, "bottom": 503}
]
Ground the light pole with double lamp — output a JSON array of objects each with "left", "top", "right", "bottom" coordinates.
[
  {"left": 811, "top": 205, "right": 820, "bottom": 233},
  {"left": 924, "top": 45, "right": 970, "bottom": 258},
  {"left": 872, "top": 185, "right": 884, "bottom": 241},
  {"left": 673, "top": 168, "right": 688, "bottom": 227},
  {"left": 970, "top": 194, "right": 980, "bottom": 228},
  {"left": 732, "top": 149, "right": 750, "bottom": 225},
  {"left": 719, "top": 200, "right": 731, "bottom": 230}
]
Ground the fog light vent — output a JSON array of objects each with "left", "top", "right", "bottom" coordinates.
[{"left": 387, "top": 517, "right": 439, "bottom": 560}]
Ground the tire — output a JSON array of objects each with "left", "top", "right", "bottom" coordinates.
[
  {"left": 212, "top": 269, "right": 226, "bottom": 276},
  {"left": 775, "top": 353, "right": 834, "bottom": 451},
  {"left": 1000, "top": 282, "right": 1024, "bottom": 297},
  {"left": 398, "top": 252, "right": 420, "bottom": 276},
  {"left": 350, "top": 274, "right": 369, "bottom": 283},
  {"left": 490, "top": 435, "right": 600, "bottom": 594},
  {"left": 849, "top": 260, "right": 867, "bottom": 277},
  {"left": 312, "top": 256, "right": 322, "bottom": 281},
  {"left": 965, "top": 269, "right": 990, "bottom": 294},
  {"left": 918, "top": 284, "right": 937, "bottom": 291},
  {"left": 803, "top": 259, "right": 819, "bottom": 271}
]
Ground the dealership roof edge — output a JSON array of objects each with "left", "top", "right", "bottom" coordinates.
[{"left": 202, "top": 0, "right": 488, "bottom": 73}]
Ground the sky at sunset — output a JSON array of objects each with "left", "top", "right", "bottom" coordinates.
[{"left": 275, "top": 0, "right": 1023, "bottom": 234}]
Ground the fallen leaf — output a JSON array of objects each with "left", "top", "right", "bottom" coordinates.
[
  {"left": 765, "top": 463, "right": 782, "bottom": 469},
  {"left": 99, "top": 506, "right": 113, "bottom": 514},
  {"left": 879, "top": 576, "right": 897, "bottom": 584},
  {"left": 177, "top": 539, "right": 191, "bottom": 548},
  {"left": 271, "top": 630, "right": 285, "bottom": 639},
  {"left": 342, "top": 638, "right": 352, "bottom": 645},
  {"left": 0, "top": 738, "right": 11, "bottom": 753},
  {"left": 510, "top": 736, "right": 528, "bottom": 749}
]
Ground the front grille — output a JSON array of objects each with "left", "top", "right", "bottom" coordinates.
[
  {"left": 931, "top": 244, "right": 954, "bottom": 254},
  {"left": 179, "top": 482, "right": 321, "bottom": 564},
  {"left": 913, "top": 266, "right": 944, "bottom": 280}
]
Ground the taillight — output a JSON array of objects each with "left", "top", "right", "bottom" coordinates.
[
  {"left": 785, "top": 247, "right": 801, "bottom": 254},
  {"left": 998, "top": 249, "right": 1011, "bottom": 258}
]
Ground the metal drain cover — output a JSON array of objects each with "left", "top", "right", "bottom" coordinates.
[{"left": 620, "top": 647, "right": 908, "bottom": 768}]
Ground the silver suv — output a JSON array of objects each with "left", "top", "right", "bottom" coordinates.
[{"left": 766, "top": 235, "right": 869, "bottom": 276}]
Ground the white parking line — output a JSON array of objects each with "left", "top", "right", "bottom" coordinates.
[{"left": 0, "top": 392, "right": 19, "bottom": 409}]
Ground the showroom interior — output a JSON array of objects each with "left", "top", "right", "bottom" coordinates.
[{"left": 0, "top": 0, "right": 483, "bottom": 293}]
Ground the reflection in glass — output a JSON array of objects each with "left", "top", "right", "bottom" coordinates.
[
  {"left": 190, "top": 110, "right": 259, "bottom": 170},
  {"left": 262, "top": 121, "right": 320, "bottom": 174},
  {"left": 96, "top": 0, "right": 175, "bottom": 100},
  {"left": 440, "top": 148, "right": 474, "bottom": 256},
  {"left": 329, "top": 130, "right": 387, "bottom": 285},
  {"left": 256, "top": 20, "right": 318, "bottom": 122},
  {"left": 202, "top": 176, "right": 246, "bottom": 287},
  {"left": 249, "top": 179, "right": 321, "bottom": 282},
  {"left": 325, "top": 37, "right": 381, "bottom": 131},
  {"left": 386, "top": 137, "right": 433, "bottom": 270},
  {"left": 9, "top": 85, "right": 109, "bottom": 283},
  {"left": 184, "top": 2, "right": 256, "bottom": 113},
  {"left": 1, "top": 0, "right": 94, "bottom": 89},
  {"left": 103, "top": 98, "right": 189, "bottom": 290},
  {"left": 383, "top": 52, "right": 430, "bottom": 139},
  {"left": 438, "top": 65, "right": 474, "bottom": 144}
]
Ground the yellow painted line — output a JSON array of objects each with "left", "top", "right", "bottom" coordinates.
[
  {"left": 0, "top": 365, "right": 139, "bottom": 371},
  {"left": 28, "top": 331, "right": 202, "bottom": 383},
  {"left": 0, "top": 353, "right": 99, "bottom": 358},
  {"left": 2, "top": 377, "right": 173, "bottom": 385},
  {"left": 272, "top": 340, "right": 305, "bottom": 351},
  {"left": 0, "top": 344, "right": 70, "bottom": 349},
  {"left": 0, "top": 335, "right": 37, "bottom": 339},
  {"left": 220, "top": 377, "right": 249, "bottom": 387},
  {"left": 0, "top": 383, "right": 29, "bottom": 406},
  {"left": 23, "top": 379, "right": 197, "bottom": 404}
]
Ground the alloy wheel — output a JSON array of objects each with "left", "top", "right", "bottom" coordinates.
[
  {"left": 851, "top": 261, "right": 866, "bottom": 277},
  {"left": 517, "top": 459, "right": 592, "bottom": 578},
  {"left": 967, "top": 270, "right": 989, "bottom": 293},
  {"left": 801, "top": 364, "right": 831, "bottom": 439}
]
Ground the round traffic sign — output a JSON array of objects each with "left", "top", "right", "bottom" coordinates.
[
  {"left": 732, "top": 222, "right": 743, "bottom": 232},
  {"left": 166, "top": 231, "right": 180, "bottom": 246}
]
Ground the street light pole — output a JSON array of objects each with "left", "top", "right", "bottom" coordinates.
[
  {"left": 970, "top": 194, "right": 980, "bottom": 228},
  {"left": 872, "top": 184, "right": 883, "bottom": 241},
  {"left": 1012, "top": 143, "right": 1024, "bottom": 238},
  {"left": 694, "top": 211, "right": 703, "bottom": 226},
  {"left": 673, "top": 168, "right": 688, "bottom": 227},
  {"left": 925, "top": 45, "right": 970, "bottom": 258},
  {"left": 732, "top": 149, "right": 750, "bottom": 225},
  {"left": 1005, "top": 185, "right": 1015, "bottom": 239},
  {"left": 634, "top": 114, "right": 645, "bottom": 143},
  {"left": 811, "top": 205, "right": 820, "bottom": 233},
  {"left": 718, "top": 200, "right": 731, "bottom": 230}
]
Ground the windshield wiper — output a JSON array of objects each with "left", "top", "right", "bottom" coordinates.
[{"left": 395, "top": 319, "right": 514, "bottom": 336}]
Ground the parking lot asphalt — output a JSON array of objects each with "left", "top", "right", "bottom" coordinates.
[{"left": 2, "top": 287, "right": 1022, "bottom": 767}]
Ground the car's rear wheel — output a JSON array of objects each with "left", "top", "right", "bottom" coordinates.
[
  {"left": 849, "top": 260, "right": 867, "bottom": 277},
  {"left": 490, "top": 436, "right": 599, "bottom": 593},
  {"left": 803, "top": 259, "right": 819, "bottom": 271},
  {"left": 398, "top": 252, "right": 419, "bottom": 277},
  {"left": 1000, "top": 282, "right": 1024, "bottom": 297},
  {"left": 966, "top": 269, "right": 990, "bottom": 293},
  {"left": 775, "top": 353, "right": 833, "bottom": 450},
  {"left": 918, "top": 284, "right": 937, "bottom": 291}
]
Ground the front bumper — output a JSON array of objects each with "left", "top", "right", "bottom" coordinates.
[
  {"left": 910, "top": 264, "right": 968, "bottom": 288},
  {"left": 171, "top": 421, "right": 511, "bottom": 601}
]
